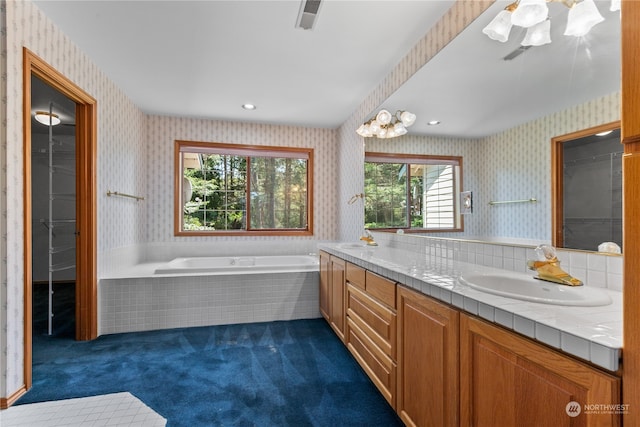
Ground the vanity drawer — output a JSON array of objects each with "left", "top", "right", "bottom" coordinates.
[
  {"left": 346, "top": 263, "right": 366, "bottom": 290},
  {"left": 365, "top": 271, "right": 396, "bottom": 308},
  {"left": 347, "top": 317, "right": 396, "bottom": 407},
  {"left": 347, "top": 283, "right": 396, "bottom": 359}
]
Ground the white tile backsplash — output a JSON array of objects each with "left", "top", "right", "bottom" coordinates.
[{"left": 371, "top": 232, "right": 623, "bottom": 291}]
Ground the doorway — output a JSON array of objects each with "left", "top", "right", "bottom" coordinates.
[
  {"left": 23, "top": 48, "right": 98, "bottom": 391},
  {"left": 552, "top": 121, "right": 622, "bottom": 252},
  {"left": 30, "top": 75, "right": 77, "bottom": 338}
]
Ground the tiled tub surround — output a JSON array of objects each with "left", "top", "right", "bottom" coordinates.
[
  {"left": 99, "top": 260, "right": 320, "bottom": 335},
  {"left": 319, "top": 238, "right": 622, "bottom": 372}
]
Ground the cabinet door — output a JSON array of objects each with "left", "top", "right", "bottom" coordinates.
[
  {"left": 460, "top": 314, "right": 621, "bottom": 427},
  {"left": 330, "top": 256, "right": 346, "bottom": 342},
  {"left": 397, "top": 285, "right": 459, "bottom": 427},
  {"left": 319, "top": 251, "right": 330, "bottom": 321}
]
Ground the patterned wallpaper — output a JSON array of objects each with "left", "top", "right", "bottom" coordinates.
[
  {"left": 2, "top": 0, "right": 147, "bottom": 397},
  {"left": 144, "top": 116, "right": 338, "bottom": 244},
  {"left": 476, "top": 92, "right": 620, "bottom": 242},
  {"left": 0, "top": 0, "right": 7, "bottom": 401}
]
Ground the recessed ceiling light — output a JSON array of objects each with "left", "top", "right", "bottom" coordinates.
[
  {"left": 427, "top": 120, "right": 440, "bottom": 126},
  {"left": 34, "top": 111, "right": 61, "bottom": 126},
  {"left": 596, "top": 130, "right": 613, "bottom": 136},
  {"left": 242, "top": 103, "right": 257, "bottom": 111}
]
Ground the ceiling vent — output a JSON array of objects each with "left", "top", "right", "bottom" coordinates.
[
  {"left": 296, "top": 0, "right": 322, "bottom": 30},
  {"left": 502, "top": 45, "right": 532, "bottom": 61}
]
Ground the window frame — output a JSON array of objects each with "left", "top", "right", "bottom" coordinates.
[
  {"left": 364, "top": 152, "right": 464, "bottom": 233},
  {"left": 174, "top": 140, "right": 314, "bottom": 236}
]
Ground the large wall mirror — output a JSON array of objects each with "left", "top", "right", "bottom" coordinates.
[{"left": 362, "top": 0, "right": 620, "bottom": 253}]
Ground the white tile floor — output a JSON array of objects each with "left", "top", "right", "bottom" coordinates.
[{"left": 0, "top": 392, "right": 166, "bottom": 427}]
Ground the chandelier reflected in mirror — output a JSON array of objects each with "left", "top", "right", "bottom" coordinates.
[
  {"left": 356, "top": 109, "right": 416, "bottom": 139},
  {"left": 482, "top": 0, "right": 619, "bottom": 47}
]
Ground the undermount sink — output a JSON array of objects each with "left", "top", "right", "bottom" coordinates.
[{"left": 458, "top": 270, "right": 612, "bottom": 307}]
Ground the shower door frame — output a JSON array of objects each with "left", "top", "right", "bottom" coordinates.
[{"left": 22, "top": 48, "right": 98, "bottom": 391}]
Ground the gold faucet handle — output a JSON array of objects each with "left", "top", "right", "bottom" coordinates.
[{"left": 527, "top": 259, "right": 559, "bottom": 270}]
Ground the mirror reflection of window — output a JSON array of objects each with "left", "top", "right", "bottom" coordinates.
[
  {"left": 364, "top": 152, "right": 462, "bottom": 232},
  {"left": 553, "top": 125, "right": 622, "bottom": 252}
]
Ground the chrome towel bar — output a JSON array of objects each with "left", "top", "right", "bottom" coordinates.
[
  {"left": 107, "top": 190, "right": 144, "bottom": 201},
  {"left": 489, "top": 198, "right": 537, "bottom": 206}
]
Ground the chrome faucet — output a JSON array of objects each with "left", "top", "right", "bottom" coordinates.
[{"left": 527, "top": 244, "right": 583, "bottom": 286}]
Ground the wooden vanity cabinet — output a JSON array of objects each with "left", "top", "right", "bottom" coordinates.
[
  {"left": 319, "top": 251, "right": 330, "bottom": 321},
  {"left": 321, "top": 253, "right": 621, "bottom": 427},
  {"left": 460, "top": 314, "right": 621, "bottom": 427},
  {"left": 345, "top": 265, "right": 397, "bottom": 407},
  {"left": 396, "top": 285, "right": 460, "bottom": 427},
  {"left": 319, "top": 251, "right": 347, "bottom": 342}
]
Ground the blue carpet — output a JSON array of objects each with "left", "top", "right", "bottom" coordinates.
[{"left": 21, "top": 285, "right": 402, "bottom": 426}]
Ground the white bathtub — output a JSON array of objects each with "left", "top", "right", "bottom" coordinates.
[
  {"left": 99, "top": 254, "right": 321, "bottom": 335},
  {"left": 154, "top": 255, "right": 319, "bottom": 275}
]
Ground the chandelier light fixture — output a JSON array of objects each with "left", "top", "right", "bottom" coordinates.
[
  {"left": 482, "top": 0, "right": 618, "bottom": 47},
  {"left": 356, "top": 109, "right": 417, "bottom": 139}
]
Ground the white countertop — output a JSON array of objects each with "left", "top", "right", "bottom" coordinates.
[{"left": 319, "top": 242, "right": 622, "bottom": 372}]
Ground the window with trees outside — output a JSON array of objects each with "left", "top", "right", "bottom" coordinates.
[
  {"left": 175, "top": 141, "right": 313, "bottom": 236},
  {"left": 364, "top": 152, "right": 463, "bottom": 232}
]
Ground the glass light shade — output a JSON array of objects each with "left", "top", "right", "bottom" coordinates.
[
  {"left": 400, "top": 111, "right": 416, "bottom": 127},
  {"left": 356, "top": 124, "right": 371, "bottom": 137},
  {"left": 482, "top": 10, "right": 514, "bottom": 42},
  {"left": 369, "top": 119, "right": 380, "bottom": 134},
  {"left": 34, "top": 111, "right": 61, "bottom": 126},
  {"left": 394, "top": 122, "right": 408, "bottom": 136},
  {"left": 376, "top": 127, "right": 387, "bottom": 138},
  {"left": 511, "top": 0, "right": 548, "bottom": 28},
  {"left": 564, "top": 0, "right": 604, "bottom": 37},
  {"left": 610, "top": 0, "right": 620, "bottom": 11},
  {"left": 521, "top": 19, "right": 551, "bottom": 46},
  {"left": 385, "top": 127, "right": 397, "bottom": 139},
  {"left": 376, "top": 109, "right": 392, "bottom": 125}
]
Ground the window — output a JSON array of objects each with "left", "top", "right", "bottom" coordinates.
[
  {"left": 364, "top": 152, "right": 462, "bottom": 232},
  {"left": 175, "top": 141, "right": 313, "bottom": 236}
]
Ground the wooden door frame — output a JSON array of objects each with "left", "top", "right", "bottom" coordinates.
[
  {"left": 551, "top": 121, "right": 621, "bottom": 248},
  {"left": 22, "top": 48, "right": 98, "bottom": 391}
]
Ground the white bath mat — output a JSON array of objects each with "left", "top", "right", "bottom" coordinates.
[{"left": 0, "top": 392, "right": 166, "bottom": 426}]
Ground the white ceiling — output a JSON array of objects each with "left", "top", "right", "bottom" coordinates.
[
  {"left": 32, "top": 0, "right": 455, "bottom": 129},
  {"left": 31, "top": 1, "right": 620, "bottom": 138},
  {"left": 381, "top": 0, "right": 621, "bottom": 138}
]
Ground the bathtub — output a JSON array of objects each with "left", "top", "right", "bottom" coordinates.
[
  {"left": 99, "top": 254, "right": 321, "bottom": 335},
  {"left": 154, "top": 255, "right": 319, "bottom": 275}
]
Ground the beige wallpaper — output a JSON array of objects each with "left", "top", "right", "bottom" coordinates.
[{"left": 2, "top": 0, "right": 147, "bottom": 396}]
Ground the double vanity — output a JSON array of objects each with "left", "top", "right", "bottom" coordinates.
[{"left": 318, "top": 241, "right": 622, "bottom": 426}]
